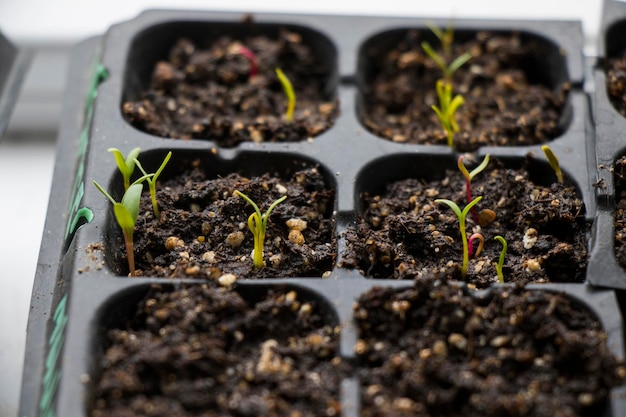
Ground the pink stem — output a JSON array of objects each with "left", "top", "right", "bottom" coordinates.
[
  {"left": 468, "top": 233, "right": 484, "bottom": 258},
  {"left": 238, "top": 46, "right": 258, "bottom": 78}
]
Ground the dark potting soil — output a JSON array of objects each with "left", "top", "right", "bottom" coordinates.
[
  {"left": 354, "top": 278, "right": 625, "bottom": 417},
  {"left": 90, "top": 284, "right": 347, "bottom": 417},
  {"left": 612, "top": 156, "right": 626, "bottom": 269},
  {"left": 121, "top": 164, "right": 336, "bottom": 279},
  {"left": 340, "top": 157, "right": 588, "bottom": 287},
  {"left": 122, "top": 29, "right": 338, "bottom": 147},
  {"left": 361, "top": 30, "right": 568, "bottom": 151},
  {"left": 605, "top": 53, "right": 626, "bottom": 117}
]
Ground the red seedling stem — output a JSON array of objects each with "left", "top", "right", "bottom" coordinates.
[
  {"left": 238, "top": 46, "right": 258, "bottom": 78},
  {"left": 457, "top": 154, "right": 490, "bottom": 224}
]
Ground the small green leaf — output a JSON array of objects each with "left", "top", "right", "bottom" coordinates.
[
  {"left": 421, "top": 41, "right": 447, "bottom": 72},
  {"left": 448, "top": 51, "right": 472, "bottom": 77},
  {"left": 93, "top": 180, "right": 116, "bottom": 206},
  {"left": 461, "top": 196, "right": 482, "bottom": 219},
  {"left": 113, "top": 203, "right": 135, "bottom": 232},
  {"left": 109, "top": 147, "right": 141, "bottom": 190},
  {"left": 435, "top": 198, "right": 462, "bottom": 219},
  {"left": 153, "top": 151, "right": 172, "bottom": 182},
  {"left": 469, "top": 154, "right": 490, "bottom": 180},
  {"left": 425, "top": 22, "right": 445, "bottom": 43},
  {"left": 122, "top": 183, "right": 144, "bottom": 223}
]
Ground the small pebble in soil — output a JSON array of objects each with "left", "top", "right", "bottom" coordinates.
[
  {"left": 164, "top": 236, "right": 184, "bottom": 250},
  {"left": 226, "top": 231, "right": 245, "bottom": 248}
]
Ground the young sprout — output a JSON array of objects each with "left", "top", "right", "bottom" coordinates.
[
  {"left": 494, "top": 235, "right": 508, "bottom": 283},
  {"left": 432, "top": 79, "right": 465, "bottom": 148},
  {"left": 237, "top": 45, "right": 258, "bottom": 78},
  {"left": 421, "top": 23, "right": 472, "bottom": 83},
  {"left": 134, "top": 151, "right": 172, "bottom": 219},
  {"left": 93, "top": 175, "right": 151, "bottom": 276},
  {"left": 435, "top": 196, "right": 482, "bottom": 279},
  {"left": 458, "top": 154, "right": 490, "bottom": 222},
  {"left": 109, "top": 147, "right": 141, "bottom": 191},
  {"left": 468, "top": 233, "right": 484, "bottom": 258},
  {"left": 275, "top": 67, "right": 295, "bottom": 122},
  {"left": 235, "top": 190, "right": 287, "bottom": 268},
  {"left": 541, "top": 145, "right": 564, "bottom": 184}
]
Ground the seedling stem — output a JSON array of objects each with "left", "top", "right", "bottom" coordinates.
[
  {"left": 134, "top": 151, "right": 172, "bottom": 219},
  {"left": 93, "top": 175, "right": 152, "bottom": 276},
  {"left": 541, "top": 145, "right": 564, "bottom": 184},
  {"left": 435, "top": 196, "right": 482, "bottom": 279},
  {"left": 468, "top": 233, "right": 484, "bottom": 258},
  {"left": 237, "top": 46, "right": 258, "bottom": 78},
  {"left": 458, "top": 154, "right": 490, "bottom": 222},
  {"left": 275, "top": 68, "right": 295, "bottom": 122},
  {"left": 494, "top": 235, "right": 508, "bottom": 283}
]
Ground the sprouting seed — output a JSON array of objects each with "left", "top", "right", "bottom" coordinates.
[
  {"left": 235, "top": 190, "right": 287, "bottom": 268},
  {"left": 275, "top": 67, "right": 296, "bottom": 122}
]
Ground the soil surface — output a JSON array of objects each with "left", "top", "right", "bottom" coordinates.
[
  {"left": 91, "top": 284, "right": 347, "bottom": 417},
  {"left": 340, "top": 156, "right": 588, "bottom": 287},
  {"left": 361, "top": 30, "right": 569, "bottom": 151},
  {"left": 354, "top": 278, "right": 625, "bottom": 417},
  {"left": 122, "top": 29, "right": 338, "bottom": 147},
  {"left": 612, "top": 156, "right": 626, "bottom": 268},
  {"left": 605, "top": 54, "right": 626, "bottom": 117},
  {"left": 115, "top": 164, "right": 336, "bottom": 279}
]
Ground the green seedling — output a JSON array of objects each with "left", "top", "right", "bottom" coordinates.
[
  {"left": 237, "top": 45, "right": 258, "bottom": 78},
  {"left": 109, "top": 147, "right": 141, "bottom": 191},
  {"left": 541, "top": 145, "right": 564, "bottom": 184},
  {"left": 235, "top": 190, "right": 287, "bottom": 268},
  {"left": 93, "top": 175, "right": 152, "bottom": 276},
  {"left": 432, "top": 79, "right": 464, "bottom": 148},
  {"left": 458, "top": 154, "right": 490, "bottom": 222},
  {"left": 421, "top": 23, "right": 472, "bottom": 83},
  {"left": 275, "top": 67, "right": 295, "bottom": 122},
  {"left": 468, "top": 232, "right": 484, "bottom": 258},
  {"left": 435, "top": 196, "right": 482, "bottom": 278},
  {"left": 134, "top": 151, "right": 172, "bottom": 219},
  {"left": 494, "top": 235, "right": 508, "bottom": 283},
  {"left": 421, "top": 42, "right": 472, "bottom": 83}
]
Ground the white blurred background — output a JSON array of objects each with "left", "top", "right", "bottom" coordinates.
[{"left": 0, "top": 1, "right": 604, "bottom": 416}]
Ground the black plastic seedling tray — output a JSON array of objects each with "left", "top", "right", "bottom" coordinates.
[
  {"left": 588, "top": 0, "right": 626, "bottom": 289},
  {"left": 0, "top": 29, "right": 30, "bottom": 138},
  {"left": 21, "top": 9, "right": 626, "bottom": 417}
]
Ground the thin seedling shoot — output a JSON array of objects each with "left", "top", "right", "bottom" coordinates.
[
  {"left": 494, "top": 235, "right": 508, "bottom": 283},
  {"left": 275, "top": 67, "right": 296, "bottom": 122},
  {"left": 93, "top": 175, "right": 152, "bottom": 276},
  {"left": 431, "top": 80, "right": 464, "bottom": 148},
  {"left": 133, "top": 151, "right": 172, "bottom": 219},
  {"left": 435, "top": 196, "right": 482, "bottom": 279},
  {"left": 235, "top": 190, "right": 287, "bottom": 268},
  {"left": 458, "top": 154, "right": 490, "bottom": 222},
  {"left": 237, "top": 45, "right": 258, "bottom": 78},
  {"left": 541, "top": 145, "right": 564, "bottom": 184},
  {"left": 468, "top": 232, "right": 484, "bottom": 258},
  {"left": 420, "top": 23, "right": 472, "bottom": 84}
]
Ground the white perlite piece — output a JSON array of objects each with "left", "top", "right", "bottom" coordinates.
[
  {"left": 523, "top": 228, "right": 538, "bottom": 249},
  {"left": 218, "top": 273, "right": 237, "bottom": 287}
]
